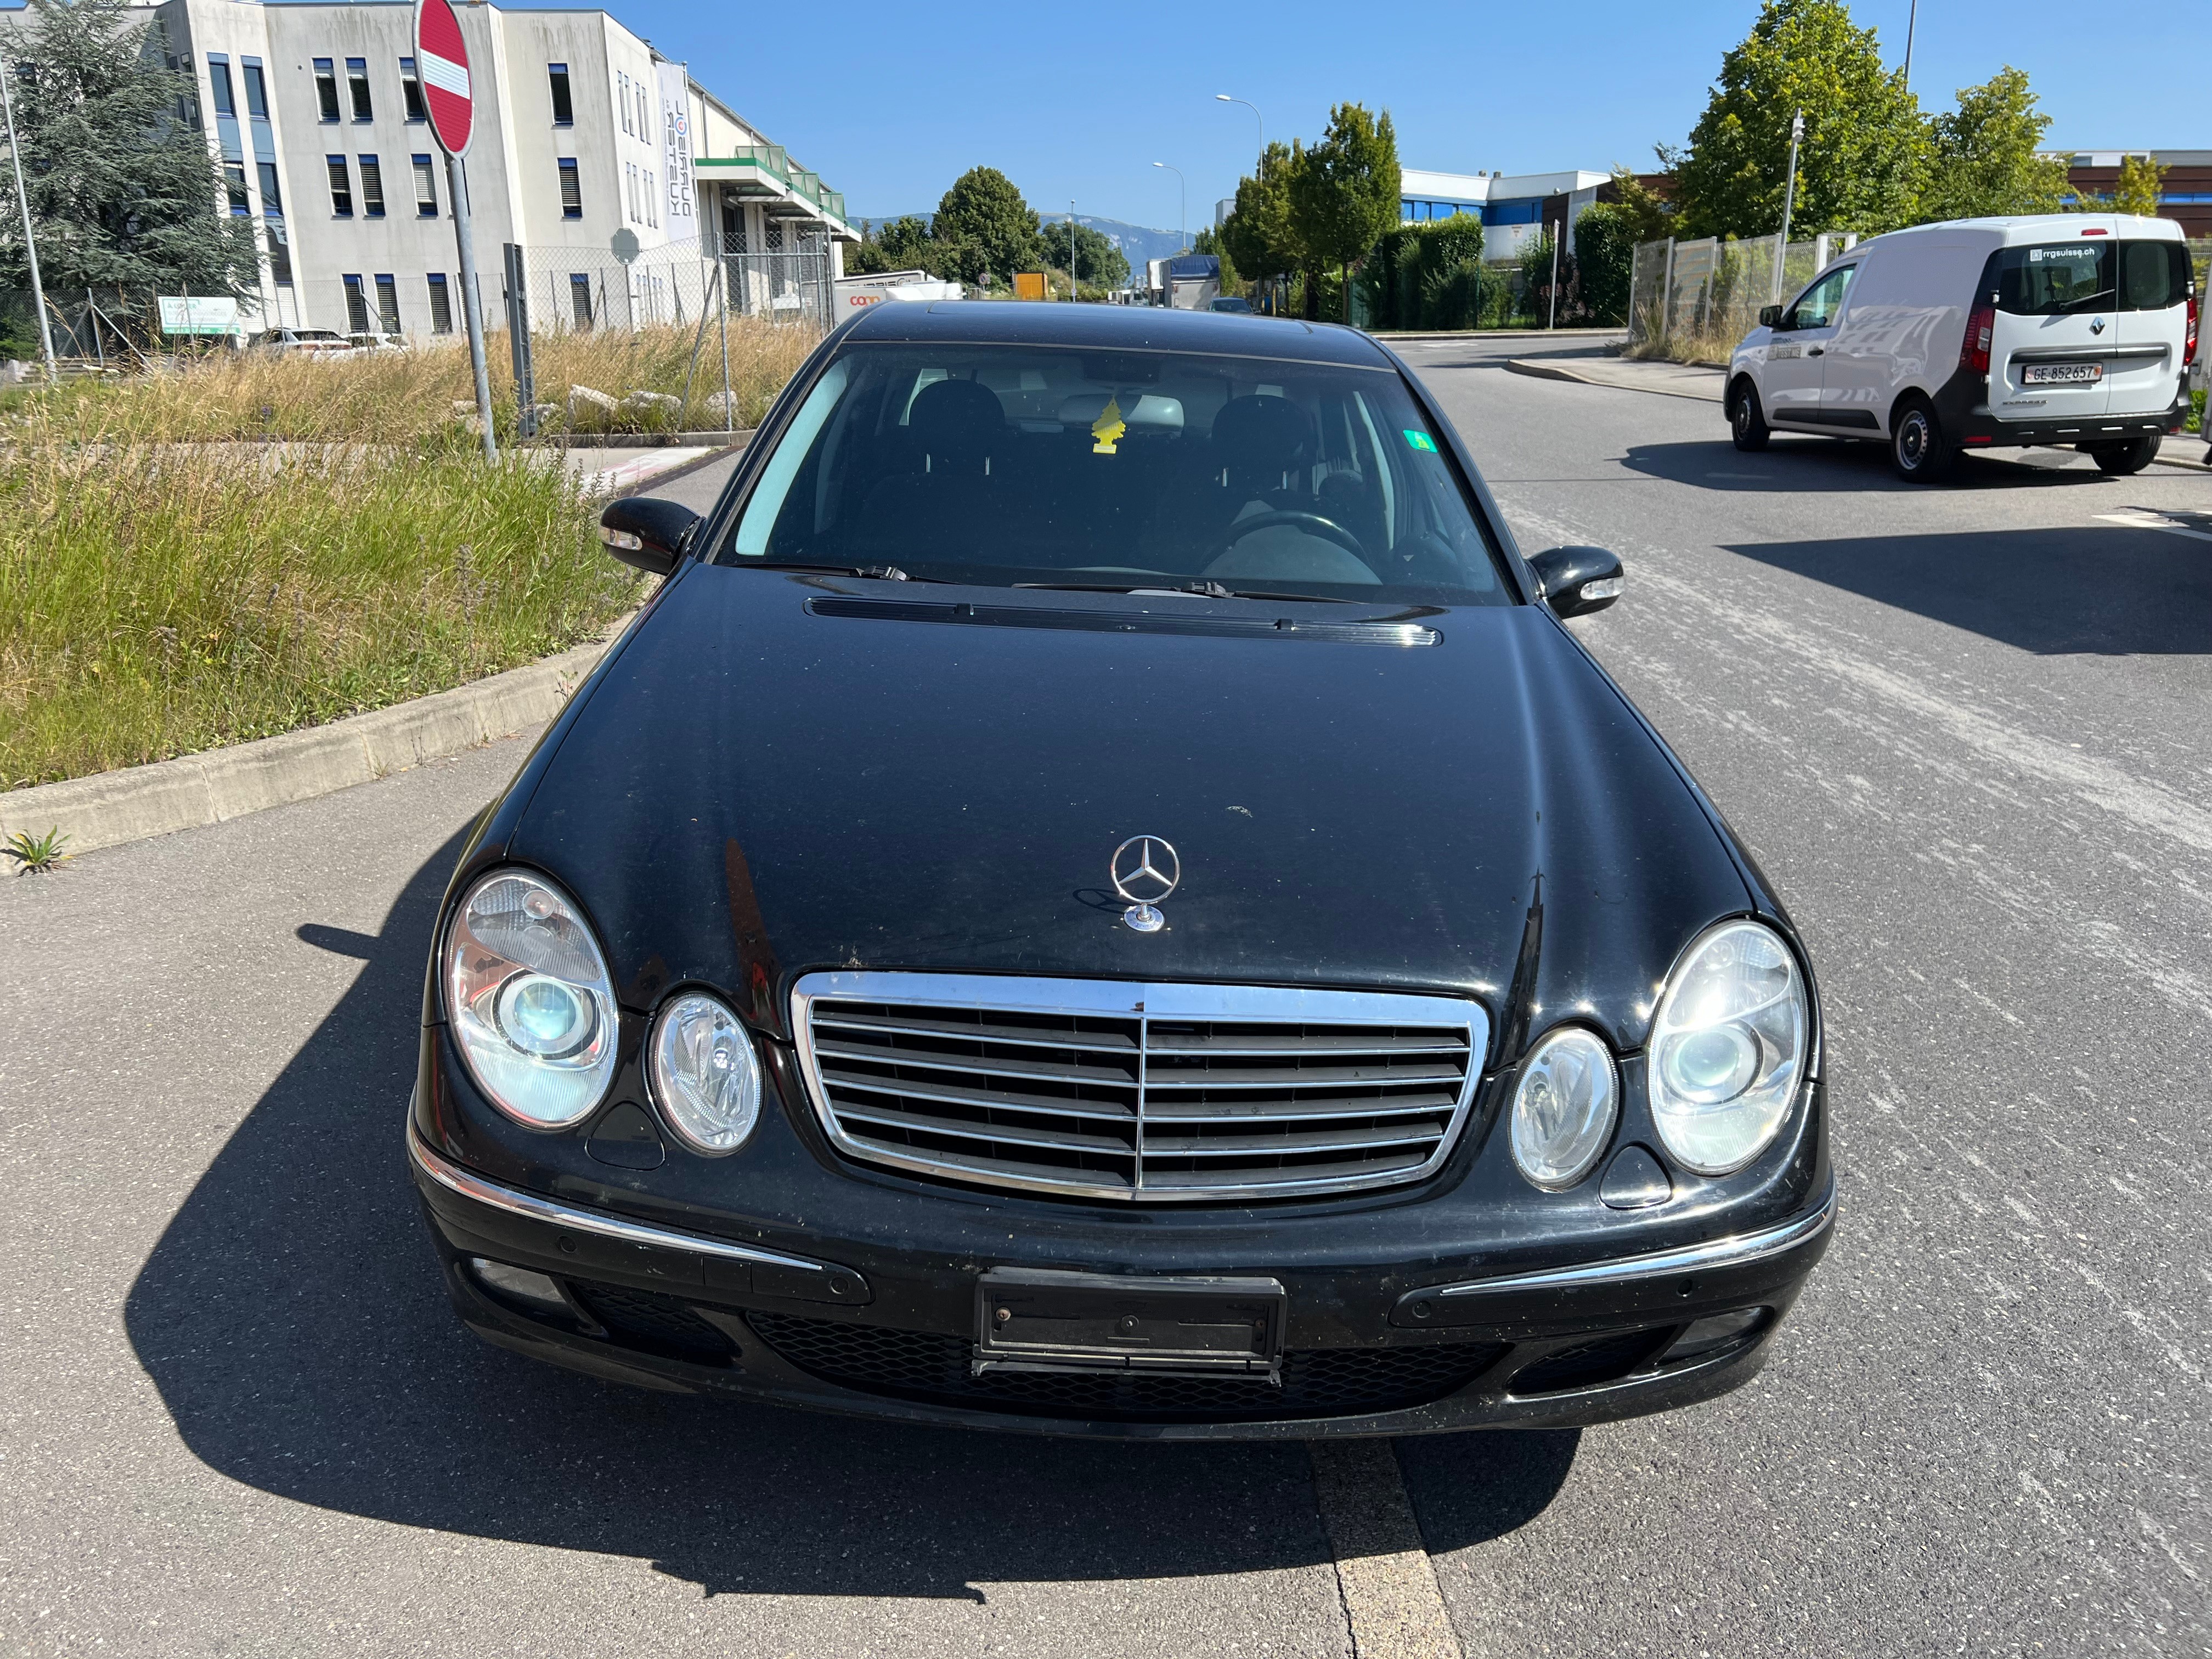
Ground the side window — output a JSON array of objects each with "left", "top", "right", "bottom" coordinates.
[
  {"left": 313, "top": 58, "right": 339, "bottom": 122},
  {"left": 548, "top": 63, "right": 573, "bottom": 126},
  {"left": 346, "top": 56, "right": 371, "bottom": 121},
  {"left": 1783, "top": 265, "right": 1855, "bottom": 331}
]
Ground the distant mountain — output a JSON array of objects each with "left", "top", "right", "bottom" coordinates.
[{"left": 855, "top": 212, "right": 1189, "bottom": 275}]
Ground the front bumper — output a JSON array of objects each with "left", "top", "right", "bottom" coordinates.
[{"left": 410, "top": 1126, "right": 1836, "bottom": 1441}]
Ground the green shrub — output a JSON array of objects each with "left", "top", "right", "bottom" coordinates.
[{"left": 1574, "top": 202, "right": 1636, "bottom": 325}]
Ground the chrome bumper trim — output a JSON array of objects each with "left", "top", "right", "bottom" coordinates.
[
  {"left": 1435, "top": 1182, "right": 1837, "bottom": 1301},
  {"left": 408, "top": 1129, "right": 831, "bottom": 1278}
]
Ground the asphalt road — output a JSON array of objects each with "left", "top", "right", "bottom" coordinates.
[{"left": 4, "top": 338, "right": 2208, "bottom": 1657}]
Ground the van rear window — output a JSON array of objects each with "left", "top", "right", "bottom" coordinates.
[
  {"left": 1994, "top": 245, "right": 2111, "bottom": 315},
  {"left": 2119, "top": 241, "right": 2192, "bottom": 311},
  {"left": 1992, "top": 241, "right": 2191, "bottom": 315}
]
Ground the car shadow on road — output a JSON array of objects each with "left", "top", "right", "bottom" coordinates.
[
  {"left": 1622, "top": 437, "right": 2126, "bottom": 493},
  {"left": 123, "top": 830, "right": 1578, "bottom": 1599},
  {"left": 1723, "top": 520, "right": 2212, "bottom": 656}
]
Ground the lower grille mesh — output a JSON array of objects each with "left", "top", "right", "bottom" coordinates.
[{"left": 748, "top": 1312, "right": 1505, "bottom": 1423}]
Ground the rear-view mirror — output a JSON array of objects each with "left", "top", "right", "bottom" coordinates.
[
  {"left": 598, "top": 495, "right": 702, "bottom": 577},
  {"left": 1528, "top": 545, "right": 1624, "bottom": 619}
]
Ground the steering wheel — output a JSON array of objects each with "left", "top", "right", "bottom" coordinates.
[{"left": 1206, "top": 510, "right": 1365, "bottom": 563}]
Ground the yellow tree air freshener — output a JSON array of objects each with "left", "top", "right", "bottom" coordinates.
[{"left": 1091, "top": 396, "right": 1125, "bottom": 454}]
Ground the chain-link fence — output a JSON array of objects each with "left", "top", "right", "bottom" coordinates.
[
  {"left": 503, "top": 234, "right": 836, "bottom": 337},
  {"left": 1627, "top": 232, "right": 1860, "bottom": 349}
]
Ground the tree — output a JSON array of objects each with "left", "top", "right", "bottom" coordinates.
[
  {"left": 932, "top": 167, "right": 1042, "bottom": 287},
  {"left": 1666, "top": 0, "right": 1928, "bottom": 241},
  {"left": 1190, "top": 225, "right": 1238, "bottom": 294},
  {"left": 1218, "top": 142, "right": 1299, "bottom": 300},
  {"left": 1606, "top": 166, "right": 1674, "bottom": 244},
  {"left": 1573, "top": 202, "right": 1637, "bottom": 325},
  {"left": 1286, "top": 104, "right": 1401, "bottom": 322},
  {"left": 2109, "top": 154, "right": 2167, "bottom": 218},
  {"left": 0, "top": 0, "right": 261, "bottom": 317},
  {"left": 1045, "top": 216, "right": 1130, "bottom": 290},
  {"left": 1921, "top": 67, "right": 2067, "bottom": 221}
]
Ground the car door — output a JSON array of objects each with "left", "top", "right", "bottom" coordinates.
[
  {"left": 1763, "top": 264, "right": 1854, "bottom": 425},
  {"left": 2111, "top": 238, "right": 2192, "bottom": 419},
  {"left": 1987, "top": 233, "right": 2114, "bottom": 426}
]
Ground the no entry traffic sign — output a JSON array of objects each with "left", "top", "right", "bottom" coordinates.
[{"left": 414, "top": 0, "right": 472, "bottom": 157}]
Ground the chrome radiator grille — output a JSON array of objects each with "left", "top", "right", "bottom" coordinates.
[{"left": 791, "top": 974, "right": 1489, "bottom": 1202}]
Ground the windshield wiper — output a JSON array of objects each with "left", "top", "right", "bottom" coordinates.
[
  {"left": 754, "top": 563, "right": 951, "bottom": 582},
  {"left": 1013, "top": 579, "right": 1350, "bottom": 603}
]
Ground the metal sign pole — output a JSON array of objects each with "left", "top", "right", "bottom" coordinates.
[
  {"left": 503, "top": 242, "right": 534, "bottom": 438},
  {"left": 0, "top": 57, "right": 56, "bottom": 382},
  {"left": 448, "top": 152, "right": 496, "bottom": 458}
]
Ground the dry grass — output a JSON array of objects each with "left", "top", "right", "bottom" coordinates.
[
  {"left": 12, "top": 318, "right": 817, "bottom": 444},
  {"left": 1621, "top": 330, "right": 1737, "bottom": 368},
  {"left": 0, "top": 418, "right": 644, "bottom": 787}
]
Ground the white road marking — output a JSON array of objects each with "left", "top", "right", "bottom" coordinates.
[
  {"left": 2094, "top": 509, "right": 2212, "bottom": 544},
  {"left": 1308, "top": 1441, "right": 1461, "bottom": 1658}
]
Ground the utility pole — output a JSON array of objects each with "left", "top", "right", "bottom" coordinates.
[
  {"left": 0, "top": 54, "right": 56, "bottom": 382},
  {"left": 1772, "top": 108, "right": 1805, "bottom": 302}
]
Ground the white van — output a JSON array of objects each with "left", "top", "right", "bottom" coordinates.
[{"left": 1728, "top": 214, "right": 2199, "bottom": 481}]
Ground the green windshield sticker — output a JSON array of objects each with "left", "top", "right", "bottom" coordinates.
[{"left": 1403, "top": 429, "right": 1438, "bottom": 453}]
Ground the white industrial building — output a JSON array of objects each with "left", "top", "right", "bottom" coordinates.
[
  {"left": 0, "top": 0, "right": 857, "bottom": 338},
  {"left": 1399, "top": 167, "right": 1610, "bottom": 259}
]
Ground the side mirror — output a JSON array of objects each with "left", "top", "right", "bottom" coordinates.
[
  {"left": 1758, "top": 304, "right": 1784, "bottom": 329},
  {"left": 1528, "top": 545, "right": 1624, "bottom": 619},
  {"left": 599, "top": 495, "right": 701, "bottom": 576}
]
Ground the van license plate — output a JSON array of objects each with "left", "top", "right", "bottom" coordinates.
[{"left": 2023, "top": 363, "right": 2101, "bottom": 385}]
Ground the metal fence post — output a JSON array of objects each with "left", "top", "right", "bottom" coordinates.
[
  {"left": 503, "top": 242, "right": 535, "bottom": 439},
  {"left": 1659, "top": 238, "right": 1676, "bottom": 343}
]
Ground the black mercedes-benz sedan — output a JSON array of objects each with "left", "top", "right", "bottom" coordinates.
[{"left": 409, "top": 301, "right": 1834, "bottom": 1439}]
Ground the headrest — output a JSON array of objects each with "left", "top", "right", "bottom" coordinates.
[
  {"left": 907, "top": 377, "right": 1005, "bottom": 462},
  {"left": 1212, "top": 394, "right": 1313, "bottom": 477}
]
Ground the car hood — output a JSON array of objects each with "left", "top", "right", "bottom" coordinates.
[{"left": 510, "top": 567, "right": 1753, "bottom": 1058}]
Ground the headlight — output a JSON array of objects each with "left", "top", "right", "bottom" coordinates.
[
  {"left": 1649, "top": 920, "right": 1808, "bottom": 1175},
  {"left": 647, "top": 991, "right": 762, "bottom": 1155},
  {"left": 444, "top": 869, "right": 619, "bottom": 1128},
  {"left": 1510, "top": 1026, "right": 1618, "bottom": 1190}
]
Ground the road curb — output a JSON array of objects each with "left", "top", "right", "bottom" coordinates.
[
  {"left": 1504, "top": 357, "right": 1726, "bottom": 403},
  {"left": 1, "top": 629, "right": 627, "bottom": 859}
]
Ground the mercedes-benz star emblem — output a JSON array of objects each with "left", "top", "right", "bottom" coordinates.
[{"left": 1110, "top": 836, "right": 1180, "bottom": 933}]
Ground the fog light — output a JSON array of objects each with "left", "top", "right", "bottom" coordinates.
[
  {"left": 470, "top": 1257, "right": 569, "bottom": 1314},
  {"left": 1660, "top": 1306, "right": 1768, "bottom": 1364}
]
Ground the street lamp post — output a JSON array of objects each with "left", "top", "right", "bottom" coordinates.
[
  {"left": 1900, "top": 0, "right": 1918, "bottom": 95},
  {"left": 1215, "top": 93, "right": 1263, "bottom": 169},
  {"left": 1153, "top": 161, "right": 1186, "bottom": 254},
  {"left": 1771, "top": 108, "right": 1805, "bottom": 303},
  {"left": 0, "top": 53, "right": 57, "bottom": 382},
  {"left": 1069, "top": 200, "right": 1077, "bottom": 300}
]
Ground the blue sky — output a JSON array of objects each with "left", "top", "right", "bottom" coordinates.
[{"left": 594, "top": 1, "right": 2205, "bottom": 229}]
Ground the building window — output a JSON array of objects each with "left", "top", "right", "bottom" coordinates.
[
  {"left": 359, "top": 154, "right": 385, "bottom": 217},
  {"left": 413, "top": 154, "right": 437, "bottom": 217},
  {"left": 267, "top": 221, "right": 292, "bottom": 286},
  {"left": 223, "top": 160, "right": 250, "bottom": 215},
  {"left": 427, "top": 273, "right": 452, "bottom": 334},
  {"left": 243, "top": 61, "right": 268, "bottom": 120},
  {"left": 636, "top": 80, "right": 648, "bottom": 140},
  {"left": 399, "top": 57, "right": 426, "bottom": 122},
  {"left": 346, "top": 56, "right": 371, "bottom": 121},
  {"left": 374, "top": 274, "right": 400, "bottom": 335},
  {"left": 326, "top": 155, "right": 352, "bottom": 216},
  {"left": 558, "top": 157, "right": 581, "bottom": 218},
  {"left": 617, "top": 70, "right": 631, "bottom": 135},
  {"left": 645, "top": 168, "right": 656, "bottom": 229},
  {"left": 314, "top": 58, "right": 339, "bottom": 122},
  {"left": 569, "top": 273, "right": 593, "bottom": 327},
  {"left": 257, "top": 160, "right": 283, "bottom": 215},
  {"left": 343, "top": 274, "right": 370, "bottom": 334},
  {"left": 548, "top": 62, "right": 573, "bottom": 126},
  {"left": 208, "top": 59, "right": 235, "bottom": 118},
  {"left": 624, "top": 160, "right": 635, "bottom": 222}
]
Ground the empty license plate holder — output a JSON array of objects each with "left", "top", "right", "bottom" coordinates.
[
  {"left": 974, "top": 1268, "right": 1286, "bottom": 1380},
  {"left": 2023, "top": 362, "right": 2101, "bottom": 385}
]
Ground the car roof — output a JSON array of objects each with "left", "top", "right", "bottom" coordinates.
[{"left": 841, "top": 298, "right": 1393, "bottom": 368}]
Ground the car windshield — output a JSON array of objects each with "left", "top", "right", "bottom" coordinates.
[{"left": 716, "top": 342, "right": 1511, "bottom": 603}]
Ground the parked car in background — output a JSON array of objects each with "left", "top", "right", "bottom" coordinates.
[
  {"left": 1727, "top": 213, "right": 2198, "bottom": 481},
  {"left": 252, "top": 328, "right": 353, "bottom": 358},
  {"left": 344, "top": 331, "right": 409, "bottom": 354},
  {"left": 1207, "top": 296, "right": 1254, "bottom": 314},
  {"left": 407, "top": 302, "right": 1835, "bottom": 1441}
]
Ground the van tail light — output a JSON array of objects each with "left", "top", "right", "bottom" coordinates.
[
  {"left": 1961, "top": 302, "right": 1995, "bottom": 377},
  {"left": 2187, "top": 292, "right": 2199, "bottom": 367}
]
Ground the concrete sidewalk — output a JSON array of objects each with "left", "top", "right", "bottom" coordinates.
[{"left": 1507, "top": 352, "right": 2211, "bottom": 470}]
